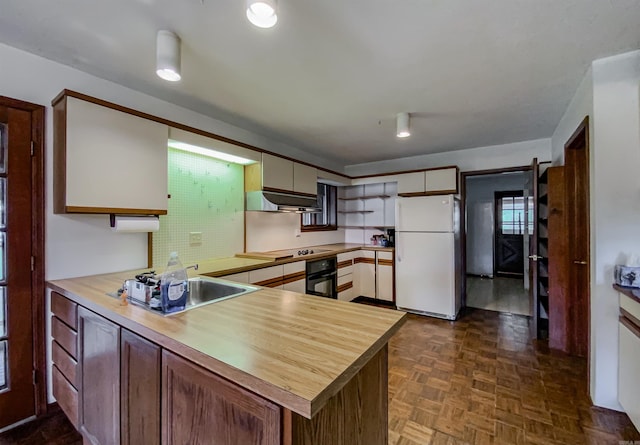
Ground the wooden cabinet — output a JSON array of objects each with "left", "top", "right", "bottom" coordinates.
[
  {"left": 337, "top": 251, "right": 355, "bottom": 302},
  {"left": 397, "top": 167, "right": 458, "bottom": 196},
  {"left": 376, "top": 251, "right": 394, "bottom": 302},
  {"left": 246, "top": 153, "right": 317, "bottom": 196},
  {"left": 53, "top": 92, "right": 169, "bottom": 215},
  {"left": 619, "top": 297, "right": 640, "bottom": 430},
  {"left": 354, "top": 250, "right": 376, "bottom": 298},
  {"left": 162, "top": 350, "right": 281, "bottom": 445},
  {"left": 78, "top": 307, "right": 120, "bottom": 445},
  {"left": 249, "top": 265, "right": 285, "bottom": 287},
  {"left": 219, "top": 271, "right": 250, "bottom": 283},
  {"left": 121, "top": 330, "right": 161, "bottom": 445},
  {"left": 283, "top": 261, "right": 306, "bottom": 294}
]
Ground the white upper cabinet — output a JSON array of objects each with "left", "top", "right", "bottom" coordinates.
[
  {"left": 246, "top": 153, "right": 317, "bottom": 196},
  {"left": 425, "top": 167, "right": 458, "bottom": 193},
  {"left": 397, "top": 172, "right": 426, "bottom": 194},
  {"left": 293, "top": 163, "right": 318, "bottom": 196},
  {"left": 262, "top": 153, "right": 294, "bottom": 192},
  {"left": 54, "top": 94, "right": 169, "bottom": 214}
]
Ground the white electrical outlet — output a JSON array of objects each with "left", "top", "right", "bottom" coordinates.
[{"left": 189, "top": 232, "right": 202, "bottom": 245}]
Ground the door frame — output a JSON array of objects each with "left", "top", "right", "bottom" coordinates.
[
  {"left": 0, "top": 96, "right": 46, "bottom": 418},
  {"left": 460, "top": 165, "right": 532, "bottom": 308}
]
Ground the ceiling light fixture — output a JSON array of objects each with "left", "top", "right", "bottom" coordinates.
[
  {"left": 156, "top": 30, "right": 182, "bottom": 82},
  {"left": 246, "top": 0, "right": 278, "bottom": 28},
  {"left": 396, "top": 112, "right": 411, "bottom": 138}
]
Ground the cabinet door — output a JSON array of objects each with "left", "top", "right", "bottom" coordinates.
[
  {"left": 376, "top": 251, "right": 394, "bottom": 302},
  {"left": 293, "top": 163, "right": 317, "bottom": 195},
  {"left": 619, "top": 320, "right": 640, "bottom": 430},
  {"left": 162, "top": 350, "right": 281, "bottom": 445},
  {"left": 425, "top": 167, "right": 458, "bottom": 193},
  {"left": 78, "top": 307, "right": 120, "bottom": 445},
  {"left": 121, "top": 330, "right": 161, "bottom": 445},
  {"left": 282, "top": 261, "right": 306, "bottom": 293},
  {"left": 337, "top": 274, "right": 354, "bottom": 302},
  {"left": 353, "top": 251, "right": 376, "bottom": 298},
  {"left": 249, "top": 265, "right": 284, "bottom": 287},
  {"left": 397, "top": 172, "right": 425, "bottom": 194},
  {"left": 60, "top": 96, "right": 168, "bottom": 214},
  {"left": 337, "top": 251, "right": 355, "bottom": 277},
  {"left": 262, "top": 153, "right": 293, "bottom": 192}
]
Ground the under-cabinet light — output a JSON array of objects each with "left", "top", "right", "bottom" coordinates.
[{"left": 168, "top": 140, "right": 257, "bottom": 165}]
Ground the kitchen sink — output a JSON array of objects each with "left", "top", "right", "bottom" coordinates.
[{"left": 110, "top": 276, "right": 259, "bottom": 316}]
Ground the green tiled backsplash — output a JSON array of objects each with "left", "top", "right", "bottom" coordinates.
[{"left": 152, "top": 148, "right": 244, "bottom": 268}]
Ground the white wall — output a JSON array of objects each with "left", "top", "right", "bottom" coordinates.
[
  {"left": 466, "top": 173, "right": 527, "bottom": 276},
  {"left": 551, "top": 68, "right": 593, "bottom": 165},
  {"left": 344, "top": 138, "right": 552, "bottom": 177},
  {"left": 0, "top": 42, "right": 342, "bottom": 280},
  {"left": 587, "top": 50, "right": 640, "bottom": 411},
  {"left": 245, "top": 212, "right": 345, "bottom": 252}
]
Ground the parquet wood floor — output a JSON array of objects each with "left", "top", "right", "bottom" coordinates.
[{"left": 389, "top": 309, "right": 640, "bottom": 445}]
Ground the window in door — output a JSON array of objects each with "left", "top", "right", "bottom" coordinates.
[
  {"left": 301, "top": 183, "right": 337, "bottom": 231},
  {"left": 499, "top": 195, "right": 534, "bottom": 235}
]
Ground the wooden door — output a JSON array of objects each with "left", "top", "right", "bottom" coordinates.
[
  {"left": 162, "top": 350, "right": 281, "bottom": 445},
  {"left": 565, "top": 117, "right": 590, "bottom": 357},
  {"left": 78, "top": 307, "right": 120, "bottom": 445},
  {"left": 0, "top": 102, "right": 42, "bottom": 428},
  {"left": 494, "top": 191, "right": 526, "bottom": 276}
]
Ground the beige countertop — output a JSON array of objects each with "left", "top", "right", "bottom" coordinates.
[{"left": 47, "top": 245, "right": 404, "bottom": 419}]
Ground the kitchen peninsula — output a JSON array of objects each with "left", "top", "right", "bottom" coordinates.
[{"left": 47, "top": 253, "right": 406, "bottom": 445}]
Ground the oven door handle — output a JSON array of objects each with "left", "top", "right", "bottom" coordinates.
[{"left": 307, "top": 270, "right": 337, "bottom": 279}]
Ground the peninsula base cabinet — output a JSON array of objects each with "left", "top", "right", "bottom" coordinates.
[{"left": 50, "top": 291, "right": 390, "bottom": 445}]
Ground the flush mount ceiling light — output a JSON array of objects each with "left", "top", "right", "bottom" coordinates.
[
  {"left": 396, "top": 112, "right": 411, "bottom": 138},
  {"left": 156, "top": 30, "right": 181, "bottom": 82},
  {"left": 246, "top": 0, "right": 278, "bottom": 28}
]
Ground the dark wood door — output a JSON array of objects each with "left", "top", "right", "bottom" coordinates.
[
  {"left": 494, "top": 191, "right": 526, "bottom": 276},
  {"left": 121, "top": 329, "right": 161, "bottom": 445},
  {"left": 78, "top": 307, "right": 120, "bottom": 445},
  {"left": 565, "top": 117, "right": 590, "bottom": 358},
  {"left": 0, "top": 105, "right": 35, "bottom": 428},
  {"left": 162, "top": 350, "right": 281, "bottom": 445}
]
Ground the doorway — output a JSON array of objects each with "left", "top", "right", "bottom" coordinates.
[
  {"left": 0, "top": 97, "right": 45, "bottom": 430},
  {"left": 463, "top": 169, "right": 532, "bottom": 316}
]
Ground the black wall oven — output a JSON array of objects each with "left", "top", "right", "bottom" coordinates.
[{"left": 306, "top": 256, "right": 337, "bottom": 299}]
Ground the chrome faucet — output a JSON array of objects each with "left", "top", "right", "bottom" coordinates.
[{"left": 186, "top": 264, "right": 199, "bottom": 272}]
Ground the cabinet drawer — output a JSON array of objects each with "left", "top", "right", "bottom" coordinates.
[
  {"left": 53, "top": 365, "right": 78, "bottom": 428},
  {"left": 337, "top": 259, "right": 353, "bottom": 277},
  {"left": 52, "top": 340, "right": 78, "bottom": 388},
  {"left": 337, "top": 251, "right": 356, "bottom": 263},
  {"left": 220, "top": 272, "right": 250, "bottom": 283},
  {"left": 52, "top": 316, "right": 78, "bottom": 359},
  {"left": 249, "top": 265, "right": 284, "bottom": 287},
  {"left": 377, "top": 251, "right": 394, "bottom": 264},
  {"left": 354, "top": 250, "right": 376, "bottom": 263},
  {"left": 51, "top": 291, "right": 77, "bottom": 330}
]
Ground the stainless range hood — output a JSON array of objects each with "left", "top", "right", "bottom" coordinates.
[{"left": 246, "top": 191, "right": 321, "bottom": 213}]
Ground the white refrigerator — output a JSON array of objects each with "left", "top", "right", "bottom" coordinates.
[{"left": 395, "top": 195, "right": 462, "bottom": 320}]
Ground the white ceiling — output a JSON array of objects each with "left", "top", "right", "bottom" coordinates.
[{"left": 1, "top": 1, "right": 639, "bottom": 166}]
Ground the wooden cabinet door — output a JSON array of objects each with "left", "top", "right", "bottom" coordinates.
[
  {"left": 78, "top": 307, "right": 120, "bottom": 445},
  {"left": 262, "top": 153, "right": 293, "bottom": 192},
  {"left": 353, "top": 251, "right": 376, "bottom": 298},
  {"left": 162, "top": 350, "right": 281, "bottom": 445},
  {"left": 121, "top": 329, "right": 161, "bottom": 445},
  {"left": 425, "top": 167, "right": 458, "bottom": 193},
  {"left": 293, "top": 162, "right": 317, "bottom": 195},
  {"left": 376, "top": 252, "right": 394, "bottom": 302}
]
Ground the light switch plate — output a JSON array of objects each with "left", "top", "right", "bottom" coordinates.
[{"left": 189, "top": 232, "right": 202, "bottom": 245}]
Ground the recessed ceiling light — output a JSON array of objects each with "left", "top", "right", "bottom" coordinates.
[
  {"left": 156, "top": 30, "right": 181, "bottom": 82},
  {"left": 246, "top": 0, "right": 278, "bottom": 28}
]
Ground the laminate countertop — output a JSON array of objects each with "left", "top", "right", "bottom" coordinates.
[{"left": 47, "top": 248, "right": 405, "bottom": 419}]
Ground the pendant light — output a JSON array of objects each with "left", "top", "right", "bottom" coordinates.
[
  {"left": 156, "top": 30, "right": 182, "bottom": 82},
  {"left": 246, "top": 0, "right": 278, "bottom": 28},
  {"left": 396, "top": 112, "right": 411, "bottom": 138}
]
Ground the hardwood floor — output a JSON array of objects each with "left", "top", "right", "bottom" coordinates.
[
  {"left": 389, "top": 309, "right": 640, "bottom": 444},
  {"left": 1, "top": 308, "right": 638, "bottom": 445}
]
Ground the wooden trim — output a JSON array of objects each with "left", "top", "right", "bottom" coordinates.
[
  {"left": 65, "top": 206, "right": 167, "bottom": 215},
  {"left": 262, "top": 186, "right": 317, "bottom": 198},
  {"left": 354, "top": 257, "right": 375, "bottom": 265},
  {"left": 621, "top": 307, "right": 640, "bottom": 332},
  {"left": 0, "top": 97, "right": 47, "bottom": 417},
  {"left": 51, "top": 90, "right": 348, "bottom": 180},
  {"left": 461, "top": 164, "right": 533, "bottom": 176},
  {"left": 282, "top": 271, "right": 305, "bottom": 286},
  {"left": 337, "top": 260, "right": 352, "bottom": 269},
  {"left": 565, "top": 116, "right": 589, "bottom": 150},
  {"left": 350, "top": 164, "right": 459, "bottom": 179},
  {"left": 378, "top": 259, "right": 394, "bottom": 267},
  {"left": 147, "top": 233, "right": 153, "bottom": 269},
  {"left": 337, "top": 281, "right": 353, "bottom": 293},
  {"left": 620, "top": 314, "right": 640, "bottom": 339},
  {"left": 254, "top": 277, "right": 285, "bottom": 288},
  {"left": 398, "top": 189, "right": 458, "bottom": 197},
  {"left": 53, "top": 97, "right": 67, "bottom": 214},
  {"left": 300, "top": 224, "right": 338, "bottom": 232},
  {"left": 614, "top": 284, "right": 640, "bottom": 305}
]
